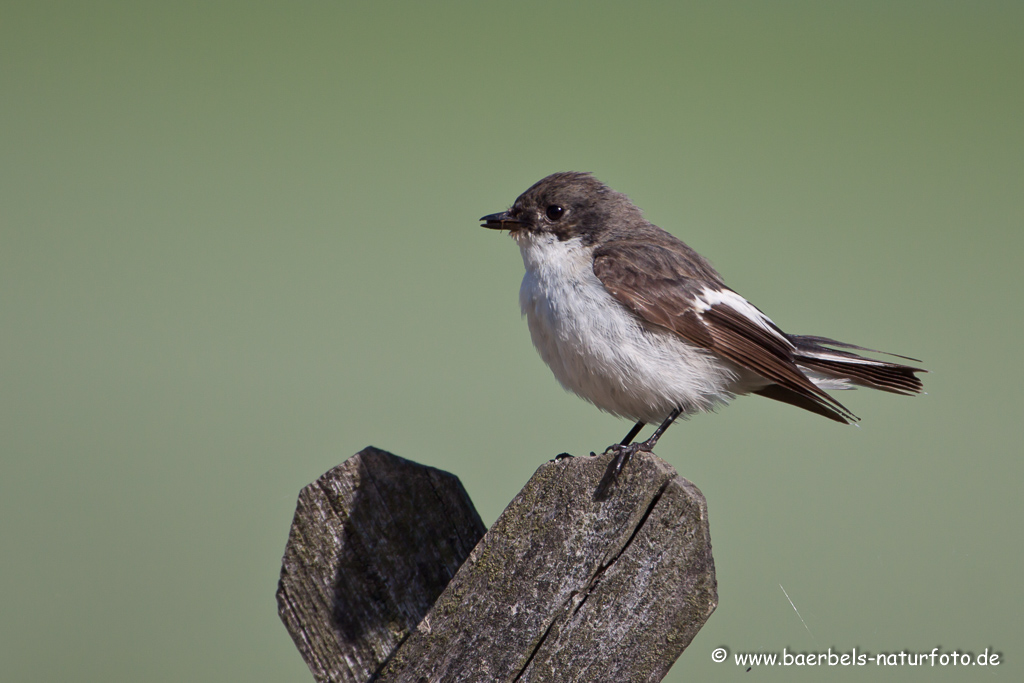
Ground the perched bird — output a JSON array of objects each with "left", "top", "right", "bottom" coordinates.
[{"left": 480, "top": 172, "right": 924, "bottom": 474}]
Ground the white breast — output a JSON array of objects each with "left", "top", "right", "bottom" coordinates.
[{"left": 515, "top": 232, "right": 750, "bottom": 424}]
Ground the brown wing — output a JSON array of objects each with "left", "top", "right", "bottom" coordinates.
[{"left": 592, "top": 240, "right": 857, "bottom": 423}]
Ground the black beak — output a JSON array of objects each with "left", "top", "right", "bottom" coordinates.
[{"left": 480, "top": 211, "right": 522, "bottom": 230}]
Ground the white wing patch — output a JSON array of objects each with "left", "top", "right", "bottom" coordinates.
[{"left": 695, "top": 287, "right": 795, "bottom": 350}]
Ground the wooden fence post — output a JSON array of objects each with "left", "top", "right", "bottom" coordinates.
[{"left": 278, "top": 446, "right": 717, "bottom": 683}]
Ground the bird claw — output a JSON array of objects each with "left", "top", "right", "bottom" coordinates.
[
  {"left": 602, "top": 442, "right": 629, "bottom": 457},
  {"left": 602, "top": 440, "right": 653, "bottom": 476}
]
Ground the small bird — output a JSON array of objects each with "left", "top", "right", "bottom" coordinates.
[{"left": 480, "top": 172, "right": 925, "bottom": 474}]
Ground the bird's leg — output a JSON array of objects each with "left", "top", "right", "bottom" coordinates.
[
  {"left": 593, "top": 409, "right": 682, "bottom": 499},
  {"left": 604, "top": 408, "right": 682, "bottom": 476},
  {"left": 619, "top": 421, "right": 646, "bottom": 446},
  {"left": 589, "top": 421, "right": 644, "bottom": 458},
  {"left": 636, "top": 407, "right": 681, "bottom": 452}
]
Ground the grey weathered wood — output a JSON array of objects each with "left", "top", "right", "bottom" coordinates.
[
  {"left": 278, "top": 448, "right": 717, "bottom": 683},
  {"left": 277, "top": 447, "right": 486, "bottom": 683},
  {"left": 376, "top": 451, "right": 717, "bottom": 683}
]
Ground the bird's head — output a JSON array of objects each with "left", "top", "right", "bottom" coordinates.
[{"left": 480, "top": 172, "right": 644, "bottom": 245}]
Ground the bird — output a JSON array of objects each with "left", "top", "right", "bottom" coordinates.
[{"left": 479, "top": 172, "right": 925, "bottom": 476}]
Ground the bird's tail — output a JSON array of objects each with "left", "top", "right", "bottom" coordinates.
[{"left": 789, "top": 335, "right": 926, "bottom": 396}]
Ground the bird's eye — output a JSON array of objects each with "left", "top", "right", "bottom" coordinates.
[{"left": 545, "top": 205, "right": 564, "bottom": 221}]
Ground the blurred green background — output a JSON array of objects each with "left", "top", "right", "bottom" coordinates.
[{"left": 2, "top": 2, "right": 1021, "bottom": 681}]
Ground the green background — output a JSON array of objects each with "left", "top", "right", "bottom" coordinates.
[{"left": 3, "top": 2, "right": 1021, "bottom": 681}]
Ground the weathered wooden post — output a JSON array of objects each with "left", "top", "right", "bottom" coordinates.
[{"left": 278, "top": 446, "right": 717, "bottom": 683}]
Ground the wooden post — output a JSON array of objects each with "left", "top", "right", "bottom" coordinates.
[
  {"left": 277, "top": 448, "right": 487, "bottom": 683},
  {"left": 278, "top": 447, "right": 717, "bottom": 683}
]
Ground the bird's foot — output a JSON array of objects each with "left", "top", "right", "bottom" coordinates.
[
  {"left": 594, "top": 440, "right": 653, "bottom": 499},
  {"left": 602, "top": 440, "right": 652, "bottom": 477}
]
